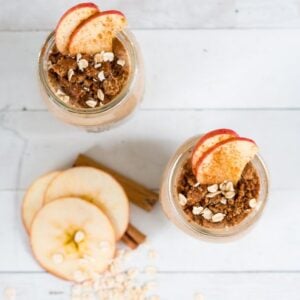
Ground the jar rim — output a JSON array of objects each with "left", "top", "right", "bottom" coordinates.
[
  {"left": 38, "top": 29, "right": 138, "bottom": 115},
  {"left": 161, "top": 135, "right": 270, "bottom": 241}
]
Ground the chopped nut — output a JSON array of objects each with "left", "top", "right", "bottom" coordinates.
[
  {"left": 249, "top": 198, "right": 257, "bottom": 208},
  {"left": 219, "top": 181, "right": 227, "bottom": 191},
  {"left": 76, "top": 53, "right": 82, "bottom": 62},
  {"left": 74, "top": 230, "right": 85, "bottom": 243},
  {"left": 78, "top": 59, "right": 89, "bottom": 71},
  {"left": 94, "top": 63, "right": 102, "bottom": 68},
  {"left": 103, "top": 52, "right": 114, "bottom": 62},
  {"left": 52, "top": 253, "right": 64, "bottom": 265},
  {"left": 202, "top": 208, "right": 213, "bottom": 220},
  {"left": 224, "top": 191, "right": 235, "bottom": 199},
  {"left": 117, "top": 59, "right": 126, "bottom": 66},
  {"left": 97, "top": 89, "right": 105, "bottom": 101},
  {"left": 85, "top": 99, "right": 98, "bottom": 108},
  {"left": 212, "top": 213, "right": 226, "bottom": 223},
  {"left": 194, "top": 182, "right": 200, "bottom": 188},
  {"left": 56, "top": 89, "right": 70, "bottom": 103},
  {"left": 94, "top": 52, "right": 104, "bottom": 63},
  {"left": 207, "top": 184, "right": 218, "bottom": 193},
  {"left": 98, "top": 70, "right": 105, "bottom": 82},
  {"left": 83, "top": 86, "right": 90, "bottom": 92},
  {"left": 220, "top": 198, "right": 227, "bottom": 205},
  {"left": 178, "top": 193, "right": 187, "bottom": 206},
  {"left": 192, "top": 206, "right": 204, "bottom": 215},
  {"left": 68, "top": 69, "right": 74, "bottom": 81},
  {"left": 206, "top": 191, "right": 221, "bottom": 198}
]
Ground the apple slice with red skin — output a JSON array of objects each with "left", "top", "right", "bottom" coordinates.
[
  {"left": 195, "top": 137, "right": 258, "bottom": 185},
  {"left": 191, "top": 129, "right": 238, "bottom": 174},
  {"left": 68, "top": 11, "right": 127, "bottom": 54},
  {"left": 55, "top": 2, "right": 99, "bottom": 53}
]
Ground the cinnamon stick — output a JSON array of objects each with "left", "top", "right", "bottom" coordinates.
[
  {"left": 74, "top": 154, "right": 158, "bottom": 211},
  {"left": 121, "top": 224, "right": 147, "bottom": 250}
]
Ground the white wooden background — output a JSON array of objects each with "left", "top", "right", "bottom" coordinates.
[{"left": 1, "top": 1, "right": 300, "bottom": 299}]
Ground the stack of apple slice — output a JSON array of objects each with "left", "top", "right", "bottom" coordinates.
[
  {"left": 22, "top": 167, "right": 129, "bottom": 282},
  {"left": 191, "top": 129, "right": 258, "bottom": 185},
  {"left": 55, "top": 2, "right": 127, "bottom": 54}
]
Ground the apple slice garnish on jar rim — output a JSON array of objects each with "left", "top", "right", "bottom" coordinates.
[
  {"left": 68, "top": 10, "right": 127, "bottom": 54},
  {"left": 191, "top": 128, "right": 239, "bottom": 173},
  {"left": 195, "top": 137, "right": 258, "bottom": 185},
  {"left": 55, "top": 2, "right": 100, "bottom": 54}
]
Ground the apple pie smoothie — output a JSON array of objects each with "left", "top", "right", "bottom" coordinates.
[
  {"left": 39, "top": 3, "right": 144, "bottom": 131},
  {"left": 160, "top": 129, "right": 269, "bottom": 241}
]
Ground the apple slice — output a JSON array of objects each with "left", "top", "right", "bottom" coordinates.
[
  {"left": 22, "top": 171, "right": 60, "bottom": 233},
  {"left": 44, "top": 167, "right": 129, "bottom": 240},
  {"left": 195, "top": 137, "right": 258, "bottom": 185},
  {"left": 55, "top": 3, "right": 99, "bottom": 53},
  {"left": 68, "top": 11, "right": 127, "bottom": 54},
  {"left": 191, "top": 129, "right": 238, "bottom": 174},
  {"left": 31, "top": 197, "right": 115, "bottom": 282}
]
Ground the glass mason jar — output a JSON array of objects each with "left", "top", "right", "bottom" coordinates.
[
  {"left": 38, "top": 30, "right": 144, "bottom": 131},
  {"left": 160, "top": 136, "right": 270, "bottom": 242}
]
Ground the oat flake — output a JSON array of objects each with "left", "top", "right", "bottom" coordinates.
[
  {"left": 86, "top": 99, "right": 98, "bottom": 108},
  {"left": 98, "top": 70, "right": 105, "bottom": 81},
  {"left": 202, "top": 208, "right": 213, "bottom": 220},
  {"left": 207, "top": 184, "right": 218, "bottom": 193},
  {"left": 249, "top": 198, "right": 257, "bottom": 208},
  {"left": 68, "top": 69, "right": 74, "bottom": 81},
  {"left": 192, "top": 206, "right": 204, "bottom": 215},
  {"left": 212, "top": 213, "right": 226, "bottom": 223},
  {"left": 117, "top": 59, "right": 125, "bottom": 66},
  {"left": 97, "top": 89, "right": 105, "bottom": 101},
  {"left": 74, "top": 230, "right": 85, "bottom": 243},
  {"left": 77, "top": 59, "right": 88, "bottom": 71},
  {"left": 103, "top": 52, "right": 114, "bottom": 62},
  {"left": 178, "top": 193, "right": 187, "bottom": 206}
]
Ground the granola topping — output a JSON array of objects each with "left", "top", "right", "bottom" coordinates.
[
  {"left": 177, "top": 161, "right": 260, "bottom": 228},
  {"left": 48, "top": 39, "right": 129, "bottom": 109}
]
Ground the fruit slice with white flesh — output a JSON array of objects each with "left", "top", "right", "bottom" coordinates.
[
  {"left": 44, "top": 167, "right": 129, "bottom": 240},
  {"left": 22, "top": 171, "right": 60, "bottom": 233},
  {"left": 55, "top": 3, "right": 99, "bottom": 53},
  {"left": 191, "top": 129, "right": 238, "bottom": 174},
  {"left": 31, "top": 197, "right": 115, "bottom": 282},
  {"left": 68, "top": 11, "right": 127, "bottom": 54},
  {"left": 195, "top": 137, "right": 258, "bottom": 185}
]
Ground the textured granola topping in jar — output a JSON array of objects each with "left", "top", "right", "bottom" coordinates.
[
  {"left": 47, "top": 38, "right": 129, "bottom": 109},
  {"left": 177, "top": 161, "right": 260, "bottom": 228}
]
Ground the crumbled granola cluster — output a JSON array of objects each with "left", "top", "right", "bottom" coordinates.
[
  {"left": 47, "top": 38, "right": 129, "bottom": 109},
  {"left": 177, "top": 161, "right": 260, "bottom": 228}
]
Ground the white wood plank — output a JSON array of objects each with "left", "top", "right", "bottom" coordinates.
[
  {"left": 1, "top": 0, "right": 300, "bottom": 30},
  {"left": 0, "top": 110, "right": 298, "bottom": 190},
  {"left": 0, "top": 272, "right": 299, "bottom": 300},
  {"left": 1, "top": 188, "right": 300, "bottom": 272},
  {"left": 1, "top": 31, "right": 300, "bottom": 110}
]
